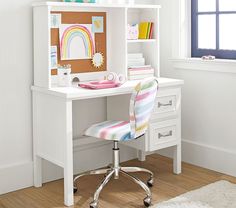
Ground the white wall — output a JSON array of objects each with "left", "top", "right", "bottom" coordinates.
[
  {"left": 0, "top": 0, "right": 35, "bottom": 168},
  {"left": 157, "top": 0, "right": 236, "bottom": 177},
  {"left": 0, "top": 0, "right": 36, "bottom": 193},
  {"left": 0, "top": 0, "right": 138, "bottom": 195}
]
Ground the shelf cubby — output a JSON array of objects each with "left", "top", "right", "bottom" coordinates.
[{"left": 126, "top": 6, "right": 160, "bottom": 77}]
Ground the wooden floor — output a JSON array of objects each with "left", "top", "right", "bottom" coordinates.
[{"left": 1, "top": 154, "right": 236, "bottom": 208}]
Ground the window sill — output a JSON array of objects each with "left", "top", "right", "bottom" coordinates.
[{"left": 171, "top": 58, "right": 236, "bottom": 74}]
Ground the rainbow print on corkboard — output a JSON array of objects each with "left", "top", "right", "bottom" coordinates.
[{"left": 59, "top": 24, "right": 95, "bottom": 60}]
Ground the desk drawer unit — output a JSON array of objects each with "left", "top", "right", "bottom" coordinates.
[
  {"left": 151, "top": 88, "right": 181, "bottom": 120},
  {"left": 148, "top": 119, "right": 180, "bottom": 151}
]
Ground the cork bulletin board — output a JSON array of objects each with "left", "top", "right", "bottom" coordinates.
[{"left": 51, "top": 12, "right": 107, "bottom": 75}]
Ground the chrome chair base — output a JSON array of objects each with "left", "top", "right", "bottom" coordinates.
[{"left": 73, "top": 142, "right": 154, "bottom": 208}]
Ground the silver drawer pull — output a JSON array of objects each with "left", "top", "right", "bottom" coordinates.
[
  {"left": 158, "top": 100, "right": 172, "bottom": 108},
  {"left": 158, "top": 130, "right": 173, "bottom": 139}
]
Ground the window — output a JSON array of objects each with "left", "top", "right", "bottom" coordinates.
[{"left": 191, "top": 0, "right": 236, "bottom": 59}]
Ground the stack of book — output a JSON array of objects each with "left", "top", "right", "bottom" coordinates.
[
  {"left": 128, "top": 53, "right": 145, "bottom": 67},
  {"left": 128, "top": 53, "right": 154, "bottom": 80},
  {"left": 139, "top": 22, "right": 154, "bottom": 39}
]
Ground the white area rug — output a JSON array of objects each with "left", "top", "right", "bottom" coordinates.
[{"left": 153, "top": 180, "right": 236, "bottom": 208}]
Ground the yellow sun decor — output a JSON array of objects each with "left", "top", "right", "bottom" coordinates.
[{"left": 92, "top": 52, "right": 104, "bottom": 69}]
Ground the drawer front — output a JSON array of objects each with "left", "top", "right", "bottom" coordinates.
[
  {"left": 148, "top": 119, "right": 179, "bottom": 151},
  {"left": 155, "top": 95, "right": 176, "bottom": 113},
  {"left": 151, "top": 88, "right": 181, "bottom": 120}
]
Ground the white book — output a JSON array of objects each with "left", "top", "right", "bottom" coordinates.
[
  {"left": 128, "top": 63, "right": 145, "bottom": 67},
  {"left": 129, "top": 74, "right": 154, "bottom": 80},
  {"left": 129, "top": 69, "right": 154, "bottom": 75},
  {"left": 128, "top": 59, "right": 145, "bottom": 67},
  {"left": 127, "top": 53, "right": 143, "bottom": 59},
  {"left": 128, "top": 65, "right": 152, "bottom": 69},
  {"left": 128, "top": 57, "right": 145, "bottom": 62}
]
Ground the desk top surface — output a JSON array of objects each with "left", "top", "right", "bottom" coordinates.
[{"left": 32, "top": 77, "right": 184, "bottom": 100}]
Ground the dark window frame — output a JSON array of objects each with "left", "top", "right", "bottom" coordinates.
[{"left": 191, "top": 0, "right": 236, "bottom": 59}]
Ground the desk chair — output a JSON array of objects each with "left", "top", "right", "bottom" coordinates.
[{"left": 74, "top": 78, "right": 158, "bottom": 208}]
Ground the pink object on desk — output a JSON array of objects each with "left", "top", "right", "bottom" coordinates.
[{"left": 79, "top": 80, "right": 122, "bottom": 90}]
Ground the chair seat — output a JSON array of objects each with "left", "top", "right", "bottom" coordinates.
[{"left": 85, "top": 120, "right": 133, "bottom": 141}]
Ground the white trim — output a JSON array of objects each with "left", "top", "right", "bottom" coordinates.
[
  {"left": 32, "top": 2, "right": 161, "bottom": 9},
  {"left": 73, "top": 136, "right": 112, "bottom": 151},
  {"left": 171, "top": 58, "right": 236, "bottom": 74},
  {"left": 0, "top": 162, "right": 33, "bottom": 195},
  {"left": 171, "top": 0, "right": 191, "bottom": 58},
  {"left": 37, "top": 153, "right": 64, "bottom": 168},
  {"left": 182, "top": 139, "right": 236, "bottom": 156},
  {"left": 158, "top": 139, "right": 236, "bottom": 177},
  {"left": 182, "top": 139, "right": 236, "bottom": 177},
  {"left": 172, "top": 0, "right": 236, "bottom": 71}
]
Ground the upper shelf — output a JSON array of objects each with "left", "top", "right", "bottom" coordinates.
[{"left": 32, "top": 1, "right": 161, "bottom": 9}]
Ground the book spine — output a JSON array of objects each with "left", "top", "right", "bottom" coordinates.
[
  {"left": 128, "top": 58, "right": 145, "bottom": 63},
  {"left": 128, "top": 68, "right": 154, "bottom": 72},
  {"left": 128, "top": 65, "right": 151, "bottom": 69},
  {"left": 146, "top": 22, "right": 151, "bottom": 39},
  {"left": 128, "top": 53, "right": 143, "bottom": 59},
  {"left": 127, "top": 53, "right": 143, "bottom": 59},
  {"left": 139, "top": 22, "right": 149, "bottom": 39},
  {"left": 129, "top": 70, "right": 154, "bottom": 75},
  {"left": 128, "top": 59, "right": 145, "bottom": 67},
  {"left": 129, "top": 74, "right": 154, "bottom": 80},
  {"left": 149, "top": 22, "right": 154, "bottom": 39}
]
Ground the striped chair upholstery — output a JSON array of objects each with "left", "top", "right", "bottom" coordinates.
[{"left": 85, "top": 78, "right": 158, "bottom": 141}]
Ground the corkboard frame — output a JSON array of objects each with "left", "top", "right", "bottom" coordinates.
[{"left": 51, "top": 11, "right": 107, "bottom": 75}]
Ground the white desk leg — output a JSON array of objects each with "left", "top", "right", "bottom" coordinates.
[
  {"left": 33, "top": 156, "right": 42, "bottom": 187},
  {"left": 33, "top": 93, "right": 42, "bottom": 187},
  {"left": 137, "top": 150, "right": 146, "bottom": 161},
  {"left": 173, "top": 143, "right": 182, "bottom": 174},
  {"left": 64, "top": 101, "right": 74, "bottom": 207}
]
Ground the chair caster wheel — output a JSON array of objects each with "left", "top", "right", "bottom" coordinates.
[
  {"left": 73, "top": 187, "right": 78, "bottom": 194},
  {"left": 143, "top": 197, "right": 152, "bottom": 207},
  {"left": 147, "top": 178, "right": 154, "bottom": 187},
  {"left": 90, "top": 201, "right": 98, "bottom": 208}
]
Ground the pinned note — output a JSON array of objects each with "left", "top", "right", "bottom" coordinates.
[
  {"left": 51, "top": 14, "right": 61, "bottom": 28},
  {"left": 92, "top": 16, "right": 104, "bottom": 33}
]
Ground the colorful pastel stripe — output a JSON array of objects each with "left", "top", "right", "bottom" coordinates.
[
  {"left": 130, "top": 78, "right": 158, "bottom": 139},
  {"left": 85, "top": 121, "right": 131, "bottom": 141},
  {"left": 60, "top": 24, "right": 95, "bottom": 59},
  {"left": 85, "top": 78, "right": 158, "bottom": 141}
]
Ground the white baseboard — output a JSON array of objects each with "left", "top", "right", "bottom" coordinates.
[
  {"left": 0, "top": 162, "right": 33, "bottom": 195},
  {"left": 0, "top": 143, "right": 137, "bottom": 195},
  {"left": 182, "top": 139, "right": 236, "bottom": 177},
  {"left": 158, "top": 139, "right": 236, "bottom": 177}
]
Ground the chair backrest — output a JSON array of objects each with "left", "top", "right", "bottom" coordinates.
[{"left": 129, "top": 78, "right": 158, "bottom": 139}]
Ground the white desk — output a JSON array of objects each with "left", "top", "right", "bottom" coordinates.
[{"left": 32, "top": 77, "right": 184, "bottom": 206}]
